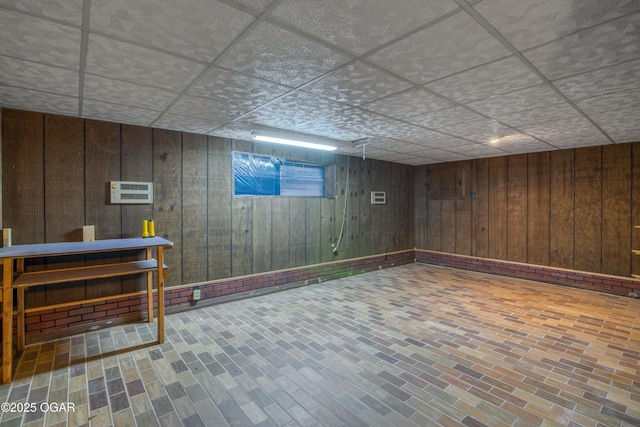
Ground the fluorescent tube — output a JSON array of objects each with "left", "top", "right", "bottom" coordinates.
[{"left": 251, "top": 133, "right": 337, "bottom": 151}]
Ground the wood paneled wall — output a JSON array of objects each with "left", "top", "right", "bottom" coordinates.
[
  {"left": 1, "top": 109, "right": 414, "bottom": 306},
  {"left": 416, "top": 143, "right": 639, "bottom": 278}
]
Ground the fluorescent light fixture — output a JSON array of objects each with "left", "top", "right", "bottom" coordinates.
[{"left": 251, "top": 132, "right": 337, "bottom": 151}]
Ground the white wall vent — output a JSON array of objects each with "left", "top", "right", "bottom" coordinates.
[
  {"left": 370, "top": 191, "right": 386, "bottom": 205},
  {"left": 110, "top": 181, "right": 153, "bottom": 204}
]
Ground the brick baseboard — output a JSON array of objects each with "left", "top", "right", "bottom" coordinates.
[
  {"left": 22, "top": 250, "right": 415, "bottom": 337},
  {"left": 415, "top": 249, "right": 640, "bottom": 297},
  {"left": 19, "top": 248, "right": 639, "bottom": 340}
]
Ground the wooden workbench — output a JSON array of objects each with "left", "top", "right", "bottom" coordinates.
[{"left": 0, "top": 237, "right": 173, "bottom": 383}]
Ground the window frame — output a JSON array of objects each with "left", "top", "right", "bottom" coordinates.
[{"left": 232, "top": 151, "right": 336, "bottom": 199}]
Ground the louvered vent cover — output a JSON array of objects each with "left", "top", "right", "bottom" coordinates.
[
  {"left": 371, "top": 191, "right": 386, "bottom": 205},
  {"left": 110, "top": 181, "right": 153, "bottom": 204}
]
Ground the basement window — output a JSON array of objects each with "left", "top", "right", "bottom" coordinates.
[{"left": 232, "top": 151, "right": 334, "bottom": 197}]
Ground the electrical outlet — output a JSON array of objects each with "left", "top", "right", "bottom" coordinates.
[{"left": 193, "top": 289, "right": 201, "bottom": 301}]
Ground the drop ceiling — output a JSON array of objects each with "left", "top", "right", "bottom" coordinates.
[{"left": 1, "top": 0, "right": 639, "bottom": 165}]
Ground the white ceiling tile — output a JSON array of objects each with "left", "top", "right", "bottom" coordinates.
[
  {"left": 463, "top": 128, "right": 527, "bottom": 145},
  {"left": 254, "top": 91, "right": 350, "bottom": 123},
  {"left": 1, "top": 0, "right": 638, "bottom": 165},
  {"left": 475, "top": 0, "right": 640, "bottom": 51},
  {"left": 231, "top": 0, "right": 275, "bottom": 14},
  {"left": 361, "top": 87, "right": 453, "bottom": 119},
  {"left": 411, "top": 134, "right": 475, "bottom": 149},
  {"left": 207, "top": 122, "right": 252, "bottom": 140},
  {"left": 494, "top": 102, "right": 582, "bottom": 128},
  {"left": 363, "top": 138, "right": 416, "bottom": 152},
  {"left": 82, "top": 99, "right": 159, "bottom": 126},
  {"left": 83, "top": 74, "right": 176, "bottom": 111},
  {"left": 424, "top": 56, "right": 543, "bottom": 104},
  {"left": 373, "top": 152, "right": 428, "bottom": 163},
  {"left": 416, "top": 148, "right": 472, "bottom": 162},
  {"left": 293, "top": 121, "right": 369, "bottom": 142},
  {"left": 380, "top": 121, "right": 437, "bottom": 141},
  {"left": 406, "top": 106, "right": 488, "bottom": 133},
  {"left": 0, "top": 8, "right": 81, "bottom": 68},
  {"left": 448, "top": 119, "right": 512, "bottom": 139},
  {"left": 518, "top": 116, "right": 610, "bottom": 148},
  {"left": 216, "top": 21, "right": 353, "bottom": 87},
  {"left": 166, "top": 94, "right": 248, "bottom": 122},
  {"left": 320, "top": 108, "right": 431, "bottom": 140},
  {"left": 447, "top": 143, "right": 508, "bottom": 158},
  {"left": 553, "top": 59, "right": 640, "bottom": 101},
  {"left": 403, "top": 157, "right": 441, "bottom": 165},
  {"left": 367, "top": 11, "right": 510, "bottom": 84},
  {"left": 240, "top": 110, "right": 306, "bottom": 129},
  {"left": 270, "top": 0, "right": 457, "bottom": 56},
  {"left": 0, "top": 56, "right": 78, "bottom": 96},
  {"left": 495, "top": 140, "right": 558, "bottom": 154},
  {"left": 85, "top": 34, "right": 206, "bottom": 92},
  {"left": 301, "top": 61, "right": 412, "bottom": 106},
  {"left": 465, "top": 84, "right": 566, "bottom": 118},
  {"left": 575, "top": 85, "right": 640, "bottom": 116},
  {"left": 154, "top": 113, "right": 224, "bottom": 134},
  {"left": 481, "top": 133, "right": 551, "bottom": 150},
  {"left": 524, "top": 12, "right": 640, "bottom": 81},
  {"left": 188, "top": 67, "right": 290, "bottom": 110},
  {"left": 0, "top": 84, "right": 78, "bottom": 115},
  {"left": 0, "top": 0, "right": 84, "bottom": 25},
  {"left": 90, "top": 0, "right": 255, "bottom": 62},
  {"left": 575, "top": 88, "right": 640, "bottom": 143}
]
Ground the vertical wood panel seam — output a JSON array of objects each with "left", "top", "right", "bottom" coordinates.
[
  {"left": 572, "top": 149, "right": 576, "bottom": 270},
  {"left": 600, "top": 145, "right": 603, "bottom": 273},
  {"left": 118, "top": 124, "right": 123, "bottom": 237},
  {"left": 83, "top": 120, "right": 86, "bottom": 226},
  {"left": 268, "top": 144, "right": 273, "bottom": 269},
  {"left": 454, "top": 165, "right": 458, "bottom": 254},
  {"left": 486, "top": 159, "right": 489, "bottom": 258},
  {"left": 42, "top": 115, "right": 46, "bottom": 242},
  {"left": 506, "top": 157, "right": 509, "bottom": 260},
  {"left": 425, "top": 166, "right": 429, "bottom": 250},
  {"left": 571, "top": 148, "right": 578, "bottom": 268},
  {"left": 287, "top": 197, "right": 291, "bottom": 268},
  {"left": 206, "top": 137, "right": 209, "bottom": 282},
  {"left": 547, "top": 152, "right": 552, "bottom": 268},
  {"left": 229, "top": 139, "right": 233, "bottom": 276},
  {"left": 439, "top": 168, "right": 443, "bottom": 250},
  {"left": 631, "top": 143, "right": 635, "bottom": 277},
  {"left": 525, "top": 155, "right": 528, "bottom": 263},
  {"left": 180, "top": 133, "right": 184, "bottom": 283},
  {"left": 526, "top": 155, "right": 529, "bottom": 264},
  {"left": 469, "top": 160, "right": 477, "bottom": 255}
]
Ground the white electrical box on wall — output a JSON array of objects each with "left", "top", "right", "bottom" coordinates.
[
  {"left": 371, "top": 191, "right": 386, "bottom": 205},
  {"left": 110, "top": 181, "right": 153, "bottom": 204}
]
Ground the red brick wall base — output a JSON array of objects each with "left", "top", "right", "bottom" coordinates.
[
  {"left": 415, "top": 249, "right": 640, "bottom": 297},
  {"left": 23, "top": 250, "right": 415, "bottom": 338},
  {"left": 19, "top": 249, "right": 640, "bottom": 340}
]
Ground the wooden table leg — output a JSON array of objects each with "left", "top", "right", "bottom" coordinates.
[
  {"left": 15, "top": 259, "right": 25, "bottom": 351},
  {"left": 17, "top": 287, "right": 24, "bottom": 351},
  {"left": 146, "top": 247, "right": 153, "bottom": 323},
  {"left": 3, "top": 259, "right": 14, "bottom": 383},
  {"left": 157, "top": 246, "right": 165, "bottom": 344}
]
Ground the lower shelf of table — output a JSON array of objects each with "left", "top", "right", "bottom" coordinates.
[{"left": 12, "top": 260, "right": 168, "bottom": 288}]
